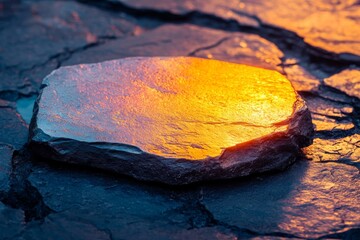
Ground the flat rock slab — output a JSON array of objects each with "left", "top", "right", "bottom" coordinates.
[
  {"left": 29, "top": 57, "right": 313, "bottom": 185},
  {"left": 324, "top": 68, "right": 360, "bottom": 100},
  {"left": 110, "top": 0, "right": 360, "bottom": 61}
]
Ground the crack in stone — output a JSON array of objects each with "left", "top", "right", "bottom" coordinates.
[
  {"left": 316, "top": 227, "right": 360, "bottom": 239},
  {"left": 315, "top": 128, "right": 359, "bottom": 140},
  {"left": 193, "top": 183, "right": 360, "bottom": 239},
  {"left": 299, "top": 90, "right": 360, "bottom": 134},
  {"left": 20, "top": 35, "right": 118, "bottom": 76},
  {"left": 187, "top": 37, "right": 231, "bottom": 56},
  {"left": 320, "top": 159, "right": 360, "bottom": 173},
  {"left": 173, "top": 188, "right": 305, "bottom": 238},
  {"left": 77, "top": 0, "right": 360, "bottom": 69},
  {"left": 1, "top": 0, "right": 359, "bottom": 237},
  {"left": 0, "top": 35, "right": 119, "bottom": 102},
  {"left": 0, "top": 148, "right": 55, "bottom": 222}
]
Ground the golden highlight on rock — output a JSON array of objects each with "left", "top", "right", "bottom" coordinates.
[{"left": 37, "top": 57, "right": 298, "bottom": 160}]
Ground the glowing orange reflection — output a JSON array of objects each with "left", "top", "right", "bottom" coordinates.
[{"left": 40, "top": 57, "right": 297, "bottom": 160}]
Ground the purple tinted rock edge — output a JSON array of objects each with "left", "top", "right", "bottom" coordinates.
[{"left": 29, "top": 58, "right": 314, "bottom": 185}]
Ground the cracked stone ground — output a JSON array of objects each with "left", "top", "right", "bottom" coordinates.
[{"left": 0, "top": 0, "right": 359, "bottom": 239}]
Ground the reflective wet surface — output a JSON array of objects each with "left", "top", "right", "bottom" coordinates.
[
  {"left": 1, "top": 0, "right": 359, "bottom": 239},
  {"left": 36, "top": 57, "right": 298, "bottom": 160}
]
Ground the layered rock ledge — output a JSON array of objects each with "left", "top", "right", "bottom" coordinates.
[{"left": 29, "top": 57, "right": 314, "bottom": 185}]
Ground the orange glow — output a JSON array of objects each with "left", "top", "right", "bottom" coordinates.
[{"left": 39, "top": 57, "right": 298, "bottom": 160}]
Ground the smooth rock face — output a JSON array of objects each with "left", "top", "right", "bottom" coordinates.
[{"left": 30, "top": 57, "right": 313, "bottom": 184}]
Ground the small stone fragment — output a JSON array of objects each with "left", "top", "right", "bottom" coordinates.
[
  {"left": 29, "top": 57, "right": 313, "bottom": 184},
  {"left": 311, "top": 114, "right": 354, "bottom": 132},
  {"left": 282, "top": 64, "right": 320, "bottom": 92},
  {"left": 304, "top": 135, "right": 360, "bottom": 163},
  {"left": 324, "top": 69, "right": 360, "bottom": 100},
  {"left": 304, "top": 95, "right": 355, "bottom": 132},
  {"left": 0, "top": 103, "right": 28, "bottom": 149}
]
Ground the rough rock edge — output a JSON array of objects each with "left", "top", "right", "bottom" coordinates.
[{"left": 28, "top": 69, "right": 314, "bottom": 185}]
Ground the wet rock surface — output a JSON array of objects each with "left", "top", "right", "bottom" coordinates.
[
  {"left": 29, "top": 57, "right": 313, "bottom": 184},
  {"left": 324, "top": 68, "right": 360, "bottom": 100},
  {"left": 105, "top": 0, "right": 360, "bottom": 61},
  {"left": 0, "top": 145, "right": 13, "bottom": 194},
  {"left": 1, "top": 0, "right": 360, "bottom": 238},
  {"left": 0, "top": 101, "right": 28, "bottom": 149}
]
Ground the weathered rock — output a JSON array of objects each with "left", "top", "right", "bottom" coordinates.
[
  {"left": 191, "top": 34, "right": 284, "bottom": 72},
  {"left": 29, "top": 57, "right": 313, "bottom": 185},
  {"left": 324, "top": 68, "right": 360, "bottom": 100},
  {"left": 0, "top": 0, "right": 138, "bottom": 98},
  {"left": 0, "top": 102, "right": 28, "bottom": 149},
  {"left": 201, "top": 161, "right": 360, "bottom": 238},
  {"left": 282, "top": 61, "right": 320, "bottom": 93},
  {"left": 304, "top": 134, "right": 360, "bottom": 166},
  {"left": 0, "top": 0, "right": 359, "bottom": 237},
  {"left": 110, "top": 0, "right": 360, "bottom": 61},
  {"left": 303, "top": 95, "right": 355, "bottom": 132},
  {"left": 62, "top": 24, "right": 284, "bottom": 72},
  {"left": 26, "top": 152, "right": 360, "bottom": 239},
  {"left": 0, "top": 202, "right": 24, "bottom": 240},
  {"left": 26, "top": 161, "right": 238, "bottom": 239},
  {"left": 0, "top": 145, "right": 14, "bottom": 195}
]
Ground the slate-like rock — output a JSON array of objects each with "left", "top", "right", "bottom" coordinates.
[
  {"left": 0, "top": 202, "right": 24, "bottom": 240},
  {"left": 324, "top": 68, "right": 360, "bottom": 100},
  {"left": 30, "top": 57, "right": 313, "bottom": 185},
  {"left": 304, "top": 95, "right": 355, "bottom": 132},
  {"left": 0, "top": 145, "right": 14, "bottom": 195},
  {"left": 62, "top": 24, "right": 284, "bottom": 72},
  {"left": 282, "top": 62, "right": 320, "bottom": 93},
  {"left": 305, "top": 134, "right": 360, "bottom": 165},
  {"left": 27, "top": 154, "right": 360, "bottom": 239},
  {"left": 110, "top": 0, "right": 360, "bottom": 61},
  {"left": 0, "top": 0, "right": 138, "bottom": 98},
  {"left": 201, "top": 161, "right": 360, "bottom": 238},
  {"left": 0, "top": 102, "right": 28, "bottom": 150},
  {"left": 26, "top": 161, "right": 238, "bottom": 239}
]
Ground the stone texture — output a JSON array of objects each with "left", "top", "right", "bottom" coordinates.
[
  {"left": 110, "top": 0, "right": 360, "bottom": 61},
  {"left": 324, "top": 68, "right": 360, "bottom": 100},
  {"left": 24, "top": 162, "right": 238, "bottom": 240},
  {"left": 282, "top": 62, "right": 321, "bottom": 93},
  {"left": 0, "top": 0, "right": 359, "bottom": 238},
  {"left": 0, "top": 0, "right": 138, "bottom": 99},
  {"left": 201, "top": 161, "right": 360, "bottom": 238},
  {"left": 30, "top": 57, "right": 313, "bottom": 185},
  {"left": 304, "top": 135, "right": 360, "bottom": 166},
  {"left": 0, "top": 145, "right": 14, "bottom": 195},
  {"left": 304, "top": 95, "right": 355, "bottom": 132},
  {"left": 62, "top": 24, "right": 284, "bottom": 72},
  {"left": 0, "top": 102, "right": 28, "bottom": 149},
  {"left": 0, "top": 202, "right": 24, "bottom": 240}
]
